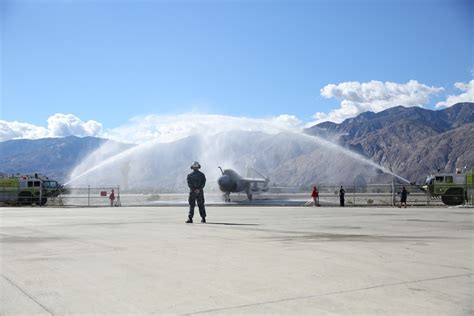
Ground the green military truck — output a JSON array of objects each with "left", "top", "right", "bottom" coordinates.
[
  {"left": 424, "top": 170, "right": 474, "bottom": 206},
  {"left": 0, "top": 174, "right": 62, "bottom": 206}
]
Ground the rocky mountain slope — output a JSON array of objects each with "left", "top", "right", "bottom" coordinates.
[
  {"left": 0, "top": 136, "right": 132, "bottom": 181},
  {"left": 305, "top": 102, "right": 474, "bottom": 183}
]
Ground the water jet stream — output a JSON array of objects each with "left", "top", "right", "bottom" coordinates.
[
  {"left": 295, "top": 132, "right": 411, "bottom": 184},
  {"left": 64, "top": 140, "right": 156, "bottom": 186},
  {"left": 66, "top": 129, "right": 411, "bottom": 187}
]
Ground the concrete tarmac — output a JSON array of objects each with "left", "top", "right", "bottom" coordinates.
[{"left": 1, "top": 206, "right": 473, "bottom": 315}]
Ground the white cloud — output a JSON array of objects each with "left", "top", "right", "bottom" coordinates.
[
  {"left": 47, "top": 113, "right": 102, "bottom": 137},
  {"left": 311, "top": 80, "right": 444, "bottom": 124},
  {"left": 435, "top": 80, "right": 474, "bottom": 108},
  {"left": 1, "top": 112, "right": 303, "bottom": 144},
  {"left": 0, "top": 113, "right": 102, "bottom": 142},
  {"left": 0, "top": 121, "right": 50, "bottom": 142},
  {"left": 104, "top": 113, "right": 303, "bottom": 144}
]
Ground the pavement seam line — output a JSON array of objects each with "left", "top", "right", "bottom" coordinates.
[
  {"left": 1, "top": 274, "right": 54, "bottom": 316},
  {"left": 186, "top": 272, "right": 474, "bottom": 315}
]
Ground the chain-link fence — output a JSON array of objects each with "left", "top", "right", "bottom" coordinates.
[
  {"left": 53, "top": 186, "right": 121, "bottom": 207},
  {"left": 2, "top": 183, "right": 473, "bottom": 207},
  {"left": 307, "top": 184, "right": 434, "bottom": 207}
]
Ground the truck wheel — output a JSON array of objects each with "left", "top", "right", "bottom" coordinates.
[
  {"left": 441, "top": 188, "right": 464, "bottom": 206},
  {"left": 32, "top": 192, "right": 42, "bottom": 205},
  {"left": 18, "top": 192, "right": 33, "bottom": 205}
]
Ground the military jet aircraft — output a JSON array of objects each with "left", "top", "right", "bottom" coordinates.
[{"left": 217, "top": 167, "right": 269, "bottom": 202}]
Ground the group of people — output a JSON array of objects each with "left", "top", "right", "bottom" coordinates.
[
  {"left": 311, "top": 185, "right": 346, "bottom": 207},
  {"left": 311, "top": 185, "right": 409, "bottom": 207}
]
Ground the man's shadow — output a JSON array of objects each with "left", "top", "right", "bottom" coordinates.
[{"left": 205, "top": 222, "right": 259, "bottom": 226}]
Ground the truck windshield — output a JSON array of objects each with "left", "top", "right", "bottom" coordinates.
[{"left": 43, "top": 181, "right": 58, "bottom": 188}]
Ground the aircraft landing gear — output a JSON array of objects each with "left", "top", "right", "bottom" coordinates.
[
  {"left": 224, "top": 192, "right": 231, "bottom": 203},
  {"left": 246, "top": 191, "right": 253, "bottom": 201}
]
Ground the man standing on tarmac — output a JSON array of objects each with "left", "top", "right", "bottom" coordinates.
[
  {"left": 311, "top": 186, "right": 320, "bottom": 207},
  {"left": 186, "top": 161, "right": 207, "bottom": 223},
  {"left": 398, "top": 186, "right": 409, "bottom": 208},
  {"left": 339, "top": 186, "right": 345, "bottom": 207}
]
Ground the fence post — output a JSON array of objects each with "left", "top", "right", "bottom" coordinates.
[
  {"left": 353, "top": 184, "right": 356, "bottom": 206},
  {"left": 117, "top": 185, "right": 121, "bottom": 207},
  {"left": 391, "top": 180, "right": 395, "bottom": 206},
  {"left": 88, "top": 185, "right": 90, "bottom": 207}
]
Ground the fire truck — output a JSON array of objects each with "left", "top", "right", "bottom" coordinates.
[
  {"left": 424, "top": 169, "right": 474, "bottom": 206},
  {"left": 0, "top": 174, "right": 63, "bottom": 206}
]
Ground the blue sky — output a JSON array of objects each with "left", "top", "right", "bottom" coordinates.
[{"left": 1, "top": 0, "right": 473, "bottom": 135}]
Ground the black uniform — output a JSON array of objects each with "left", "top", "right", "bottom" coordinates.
[
  {"left": 400, "top": 187, "right": 408, "bottom": 203},
  {"left": 187, "top": 170, "right": 206, "bottom": 220},
  {"left": 339, "top": 187, "right": 345, "bottom": 207}
]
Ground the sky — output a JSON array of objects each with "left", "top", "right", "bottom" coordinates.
[{"left": 0, "top": 0, "right": 473, "bottom": 143}]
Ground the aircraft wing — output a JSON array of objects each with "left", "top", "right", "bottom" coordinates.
[{"left": 241, "top": 177, "right": 268, "bottom": 183}]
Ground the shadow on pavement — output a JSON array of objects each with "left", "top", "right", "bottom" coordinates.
[{"left": 206, "top": 222, "right": 259, "bottom": 226}]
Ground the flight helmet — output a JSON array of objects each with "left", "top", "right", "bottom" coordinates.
[{"left": 191, "top": 161, "right": 201, "bottom": 169}]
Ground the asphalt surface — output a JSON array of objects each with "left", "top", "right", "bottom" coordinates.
[{"left": 1, "top": 206, "right": 473, "bottom": 315}]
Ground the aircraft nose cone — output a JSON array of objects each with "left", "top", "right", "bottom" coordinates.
[{"left": 218, "top": 175, "right": 236, "bottom": 192}]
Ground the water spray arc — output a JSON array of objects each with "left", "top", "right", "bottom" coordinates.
[
  {"left": 66, "top": 115, "right": 412, "bottom": 189},
  {"left": 65, "top": 141, "right": 155, "bottom": 186},
  {"left": 295, "top": 132, "right": 411, "bottom": 184}
]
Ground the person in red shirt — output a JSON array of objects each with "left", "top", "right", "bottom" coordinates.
[
  {"left": 311, "top": 186, "right": 320, "bottom": 207},
  {"left": 109, "top": 189, "right": 115, "bottom": 207}
]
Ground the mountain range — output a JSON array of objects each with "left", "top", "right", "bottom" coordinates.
[
  {"left": 305, "top": 102, "right": 473, "bottom": 183},
  {"left": 0, "top": 102, "right": 472, "bottom": 189},
  {"left": 0, "top": 136, "right": 132, "bottom": 181}
]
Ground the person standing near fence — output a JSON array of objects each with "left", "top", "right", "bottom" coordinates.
[
  {"left": 109, "top": 189, "right": 115, "bottom": 207},
  {"left": 186, "top": 161, "right": 207, "bottom": 224},
  {"left": 398, "top": 186, "right": 409, "bottom": 208},
  {"left": 311, "top": 186, "right": 320, "bottom": 207},
  {"left": 339, "top": 186, "right": 345, "bottom": 207}
]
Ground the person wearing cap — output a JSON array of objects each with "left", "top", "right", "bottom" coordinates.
[{"left": 186, "top": 161, "right": 207, "bottom": 223}]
